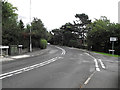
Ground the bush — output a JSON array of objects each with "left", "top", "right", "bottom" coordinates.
[{"left": 40, "top": 39, "right": 47, "bottom": 49}]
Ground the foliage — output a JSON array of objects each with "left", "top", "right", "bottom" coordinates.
[
  {"left": 2, "top": 0, "right": 19, "bottom": 45},
  {"left": 30, "top": 18, "right": 48, "bottom": 47},
  {"left": 68, "top": 40, "right": 78, "bottom": 47},
  {"left": 2, "top": 1, "right": 49, "bottom": 50},
  {"left": 87, "top": 16, "right": 120, "bottom": 55},
  {"left": 40, "top": 39, "right": 47, "bottom": 49},
  {"left": 74, "top": 13, "right": 91, "bottom": 46},
  {"left": 50, "top": 13, "right": 91, "bottom": 48}
]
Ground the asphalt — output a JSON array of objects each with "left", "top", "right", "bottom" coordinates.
[{"left": 1, "top": 45, "right": 119, "bottom": 88}]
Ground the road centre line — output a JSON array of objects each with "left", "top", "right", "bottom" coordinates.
[
  {"left": 84, "top": 71, "right": 96, "bottom": 85},
  {"left": 55, "top": 46, "right": 66, "bottom": 55},
  {"left": 0, "top": 57, "right": 63, "bottom": 80},
  {"left": 84, "top": 53, "right": 100, "bottom": 71}
]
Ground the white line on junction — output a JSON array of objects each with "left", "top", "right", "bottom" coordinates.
[
  {"left": 84, "top": 53, "right": 100, "bottom": 71},
  {"left": 98, "top": 59, "right": 106, "bottom": 69}
]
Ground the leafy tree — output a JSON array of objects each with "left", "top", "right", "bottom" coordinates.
[
  {"left": 2, "top": 0, "right": 19, "bottom": 45},
  {"left": 50, "top": 13, "right": 91, "bottom": 48},
  {"left": 18, "top": 20, "right": 24, "bottom": 31},
  {"left": 74, "top": 13, "right": 91, "bottom": 46},
  {"left": 30, "top": 18, "right": 48, "bottom": 47},
  {"left": 50, "top": 29, "right": 63, "bottom": 45},
  {"left": 87, "top": 16, "right": 120, "bottom": 55},
  {"left": 17, "top": 20, "right": 26, "bottom": 45}
]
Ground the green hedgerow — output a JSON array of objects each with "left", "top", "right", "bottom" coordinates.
[{"left": 40, "top": 39, "right": 47, "bottom": 49}]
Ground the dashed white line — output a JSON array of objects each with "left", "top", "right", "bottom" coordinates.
[{"left": 84, "top": 71, "right": 96, "bottom": 85}]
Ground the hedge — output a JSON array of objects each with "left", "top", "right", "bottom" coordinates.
[{"left": 40, "top": 39, "right": 47, "bottom": 49}]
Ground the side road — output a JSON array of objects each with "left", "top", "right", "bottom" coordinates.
[{"left": 0, "top": 47, "right": 50, "bottom": 62}]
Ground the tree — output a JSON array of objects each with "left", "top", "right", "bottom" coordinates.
[
  {"left": 17, "top": 20, "right": 25, "bottom": 45},
  {"left": 18, "top": 20, "right": 24, "bottom": 31},
  {"left": 60, "top": 23, "right": 79, "bottom": 46},
  {"left": 74, "top": 13, "right": 91, "bottom": 46},
  {"left": 50, "top": 29, "right": 63, "bottom": 45},
  {"left": 50, "top": 13, "right": 91, "bottom": 48},
  {"left": 30, "top": 18, "right": 48, "bottom": 47},
  {"left": 2, "top": 0, "right": 19, "bottom": 45},
  {"left": 87, "top": 16, "right": 120, "bottom": 55}
]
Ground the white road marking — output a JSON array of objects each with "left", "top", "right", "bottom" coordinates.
[
  {"left": 94, "top": 59, "right": 100, "bottom": 71},
  {"left": 84, "top": 53, "right": 100, "bottom": 71},
  {"left": 84, "top": 71, "right": 96, "bottom": 85},
  {"left": 98, "top": 59, "right": 106, "bottom": 69},
  {"left": 80, "top": 54, "right": 83, "bottom": 55},
  {"left": 0, "top": 74, "right": 14, "bottom": 79},
  {"left": 55, "top": 46, "right": 66, "bottom": 55},
  {"left": 0, "top": 56, "right": 63, "bottom": 80},
  {"left": 11, "top": 55, "right": 30, "bottom": 59}
]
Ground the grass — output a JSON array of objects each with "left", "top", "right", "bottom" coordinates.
[{"left": 92, "top": 51, "right": 120, "bottom": 57}]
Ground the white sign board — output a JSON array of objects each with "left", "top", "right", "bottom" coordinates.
[
  {"left": 18, "top": 45, "right": 23, "bottom": 47},
  {"left": 0, "top": 46, "right": 9, "bottom": 49},
  {"left": 110, "top": 37, "right": 117, "bottom": 41}
]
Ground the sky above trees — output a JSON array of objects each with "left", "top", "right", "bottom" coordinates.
[{"left": 8, "top": 0, "right": 119, "bottom": 31}]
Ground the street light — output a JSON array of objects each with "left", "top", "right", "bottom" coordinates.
[{"left": 29, "top": 0, "right": 32, "bottom": 52}]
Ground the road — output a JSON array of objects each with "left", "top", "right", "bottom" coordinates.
[{"left": 1, "top": 45, "right": 119, "bottom": 88}]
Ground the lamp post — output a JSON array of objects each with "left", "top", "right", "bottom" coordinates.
[
  {"left": 118, "top": 1, "right": 120, "bottom": 24},
  {"left": 29, "top": 0, "right": 32, "bottom": 52}
]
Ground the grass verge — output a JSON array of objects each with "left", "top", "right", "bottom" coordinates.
[{"left": 92, "top": 51, "right": 120, "bottom": 57}]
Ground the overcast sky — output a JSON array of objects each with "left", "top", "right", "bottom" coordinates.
[{"left": 8, "top": 0, "right": 119, "bottom": 31}]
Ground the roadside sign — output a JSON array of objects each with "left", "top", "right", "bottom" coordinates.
[
  {"left": 0, "top": 46, "right": 9, "bottom": 49},
  {"left": 18, "top": 45, "right": 23, "bottom": 47},
  {"left": 109, "top": 37, "right": 118, "bottom": 55},
  {"left": 110, "top": 37, "right": 117, "bottom": 41}
]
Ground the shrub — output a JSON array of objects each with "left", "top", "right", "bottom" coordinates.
[{"left": 40, "top": 39, "right": 47, "bottom": 49}]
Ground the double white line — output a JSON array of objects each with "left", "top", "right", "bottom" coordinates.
[
  {"left": 0, "top": 57, "right": 63, "bottom": 80},
  {"left": 98, "top": 59, "right": 105, "bottom": 69},
  {"left": 55, "top": 46, "right": 66, "bottom": 55},
  {"left": 0, "top": 46, "right": 65, "bottom": 80},
  {"left": 85, "top": 53, "right": 106, "bottom": 71}
]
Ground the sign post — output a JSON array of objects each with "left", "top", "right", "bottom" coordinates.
[{"left": 110, "top": 37, "right": 117, "bottom": 55}]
